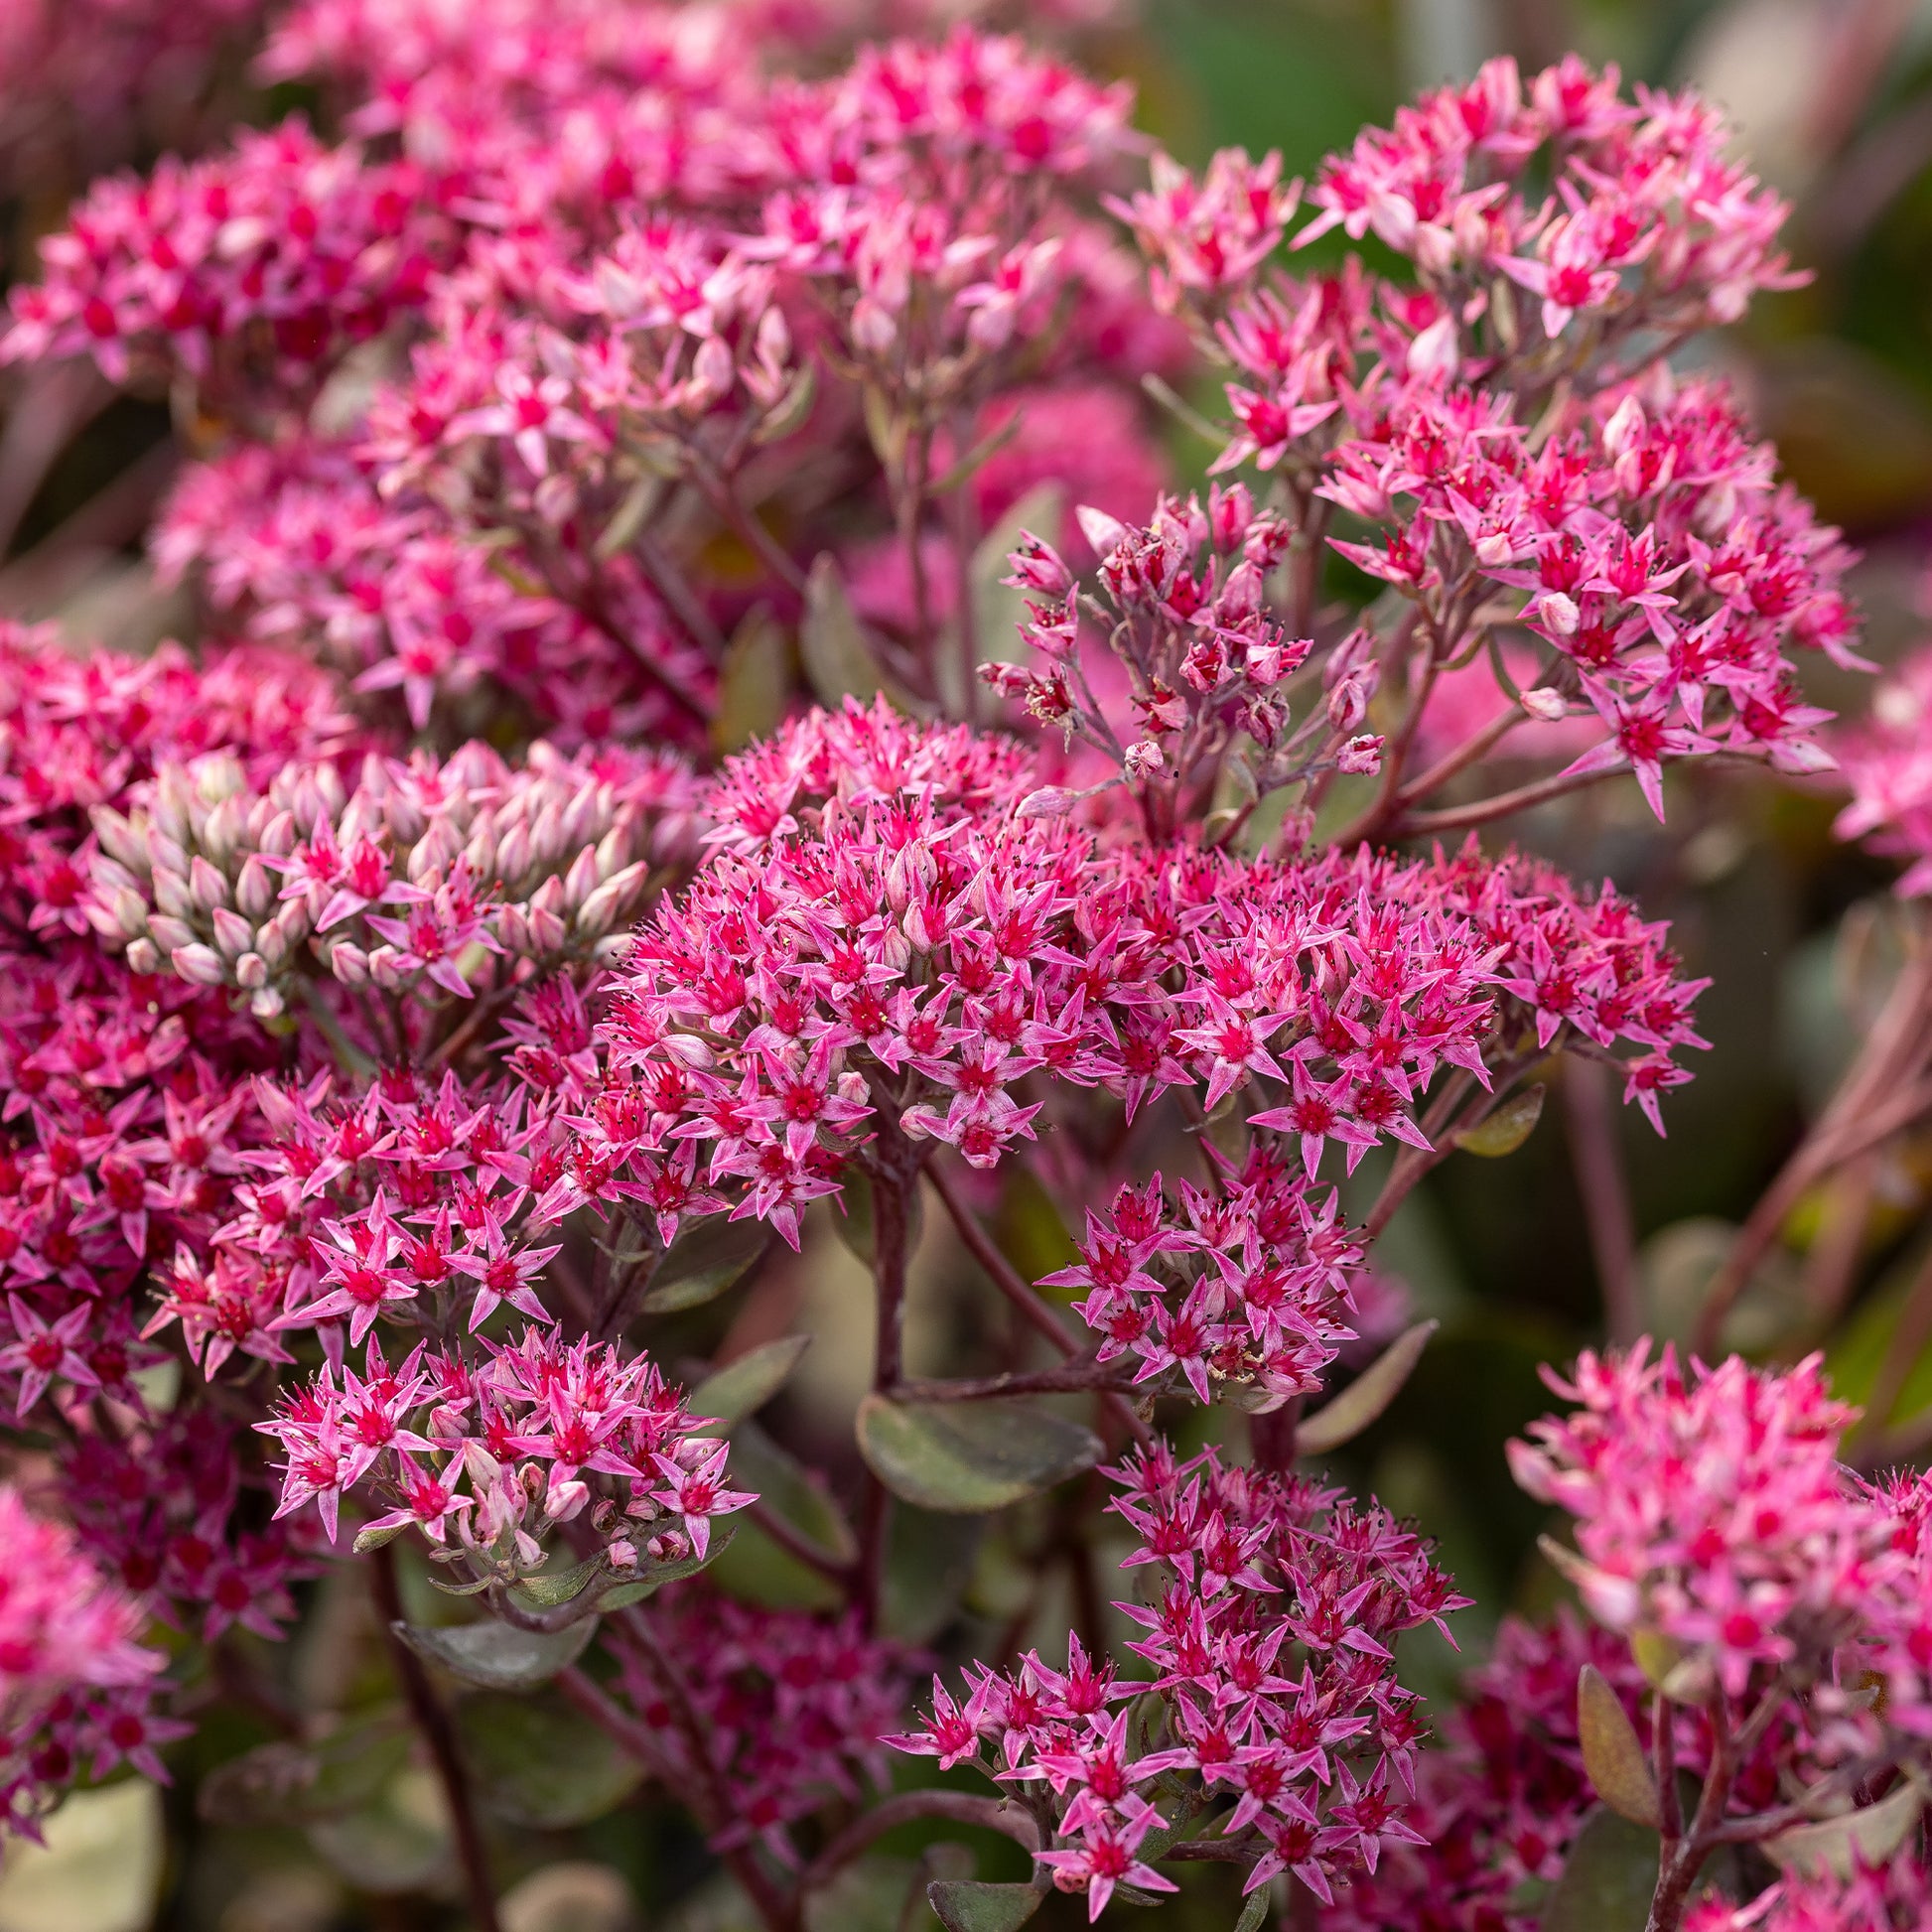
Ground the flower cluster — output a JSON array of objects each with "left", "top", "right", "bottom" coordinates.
[
  {"left": 597, "top": 701, "right": 1710, "bottom": 1273},
  {"left": 0, "top": 1481, "right": 157, "bottom": 1753},
  {"left": 1836, "top": 640, "right": 1932, "bottom": 896},
  {"left": 153, "top": 435, "right": 696, "bottom": 746},
  {"left": 90, "top": 738, "right": 697, "bottom": 1020},
  {"left": 1317, "top": 1610, "right": 1642, "bottom": 1932},
  {"left": 1327, "top": 1352, "right": 1932, "bottom": 1931},
  {"left": 1297, "top": 56, "right": 1802, "bottom": 360},
  {"left": 1049, "top": 1154, "right": 1364, "bottom": 1411},
  {"left": 262, "top": 1327, "right": 751, "bottom": 1571},
  {"left": 992, "top": 485, "right": 1335, "bottom": 807},
  {"left": 1321, "top": 372, "right": 1854, "bottom": 816},
  {"left": 0, "top": 122, "right": 454, "bottom": 407},
  {"left": 613, "top": 1592, "right": 914, "bottom": 1863},
  {"left": 1509, "top": 1346, "right": 1881, "bottom": 1697},
  {"left": 892, "top": 1443, "right": 1464, "bottom": 1915},
  {"left": 0, "top": 19, "right": 1876, "bottom": 1932}
]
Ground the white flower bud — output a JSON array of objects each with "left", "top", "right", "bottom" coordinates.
[
  {"left": 189, "top": 855, "right": 231, "bottom": 914},
  {"left": 329, "top": 941, "right": 371, "bottom": 987},
  {"left": 211, "top": 905, "right": 254, "bottom": 959},
  {"left": 171, "top": 943, "right": 229, "bottom": 986},
  {"left": 1538, "top": 592, "right": 1580, "bottom": 636}
]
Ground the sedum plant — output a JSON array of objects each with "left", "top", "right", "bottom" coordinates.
[{"left": 0, "top": 7, "right": 1927, "bottom": 1930}]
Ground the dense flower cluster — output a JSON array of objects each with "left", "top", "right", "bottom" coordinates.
[
  {"left": 1049, "top": 1156, "right": 1363, "bottom": 1410},
  {"left": 1509, "top": 1347, "right": 1878, "bottom": 1695},
  {"left": 0, "top": 122, "right": 455, "bottom": 407},
  {"left": 1323, "top": 373, "right": 1853, "bottom": 815},
  {"left": 892, "top": 1443, "right": 1464, "bottom": 1915},
  {"left": 152, "top": 435, "right": 691, "bottom": 745},
  {"left": 614, "top": 1591, "right": 914, "bottom": 1863},
  {"left": 1837, "top": 639, "right": 1932, "bottom": 896},
  {"left": 89, "top": 737, "right": 696, "bottom": 1018},
  {"left": 1296, "top": 57, "right": 1801, "bottom": 347},
  {"left": 1083, "top": 57, "right": 1854, "bottom": 846},
  {"left": 598, "top": 702, "right": 1707, "bottom": 1273},
  {"left": 1318, "top": 1610, "right": 1645, "bottom": 1932},
  {"left": 1323, "top": 1356, "right": 1932, "bottom": 1931},
  {"left": 263, "top": 1327, "right": 752, "bottom": 1570},
  {"left": 0, "top": 1482, "right": 160, "bottom": 1826}
]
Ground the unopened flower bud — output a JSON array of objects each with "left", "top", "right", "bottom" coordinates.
[
  {"left": 210, "top": 905, "right": 254, "bottom": 959},
  {"left": 1538, "top": 592, "right": 1580, "bottom": 636},
  {"left": 329, "top": 941, "right": 371, "bottom": 987},
  {"left": 1017, "top": 786, "right": 1079, "bottom": 821},
  {"left": 1407, "top": 312, "right": 1458, "bottom": 378},
  {"left": 235, "top": 855, "right": 275, "bottom": 919},
  {"left": 1521, "top": 686, "right": 1569, "bottom": 722},
  {"left": 1602, "top": 393, "right": 1646, "bottom": 461},
  {"left": 171, "top": 943, "right": 229, "bottom": 986},
  {"left": 1327, "top": 665, "right": 1377, "bottom": 733},
  {"left": 189, "top": 855, "right": 230, "bottom": 914}
]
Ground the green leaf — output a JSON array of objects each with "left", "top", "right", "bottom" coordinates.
[
  {"left": 995, "top": 1172, "right": 1079, "bottom": 1290},
  {"left": 1578, "top": 1664, "right": 1660, "bottom": 1828},
  {"left": 713, "top": 607, "right": 790, "bottom": 757},
  {"left": 718, "top": 1421, "right": 856, "bottom": 1570},
  {"left": 1539, "top": 1805, "right": 1659, "bottom": 1932},
  {"left": 862, "top": 386, "right": 907, "bottom": 478},
  {"left": 801, "top": 554, "right": 886, "bottom": 707},
  {"left": 883, "top": 1503, "right": 980, "bottom": 1643},
  {"left": 427, "top": 1571, "right": 494, "bottom": 1596},
  {"left": 394, "top": 1616, "right": 597, "bottom": 1693},
  {"left": 754, "top": 363, "right": 817, "bottom": 446},
  {"left": 927, "top": 1879, "right": 1044, "bottom": 1932},
  {"left": 1453, "top": 1083, "right": 1546, "bottom": 1158},
  {"left": 687, "top": 1335, "right": 810, "bottom": 1431},
  {"left": 199, "top": 1711, "right": 412, "bottom": 1827},
  {"left": 833, "top": 1168, "right": 924, "bottom": 1271},
  {"left": 1630, "top": 1627, "right": 1686, "bottom": 1694},
  {"left": 1233, "top": 1888, "right": 1271, "bottom": 1932},
  {"left": 927, "top": 411, "right": 1023, "bottom": 495},
  {"left": 640, "top": 1216, "right": 769, "bottom": 1315},
  {"left": 1298, "top": 1319, "right": 1438, "bottom": 1454},
  {"left": 1763, "top": 1776, "right": 1926, "bottom": 1879},
  {"left": 512, "top": 1556, "right": 605, "bottom": 1608},
  {"left": 856, "top": 1395, "right": 1103, "bottom": 1514},
  {"left": 457, "top": 1688, "right": 644, "bottom": 1829},
  {"left": 970, "top": 483, "right": 1062, "bottom": 670},
  {"left": 306, "top": 1767, "right": 453, "bottom": 1894}
]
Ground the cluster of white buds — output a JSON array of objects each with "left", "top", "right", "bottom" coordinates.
[{"left": 88, "top": 741, "right": 698, "bottom": 1019}]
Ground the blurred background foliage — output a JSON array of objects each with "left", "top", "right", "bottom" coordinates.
[{"left": 12, "top": 1, "right": 1932, "bottom": 1929}]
